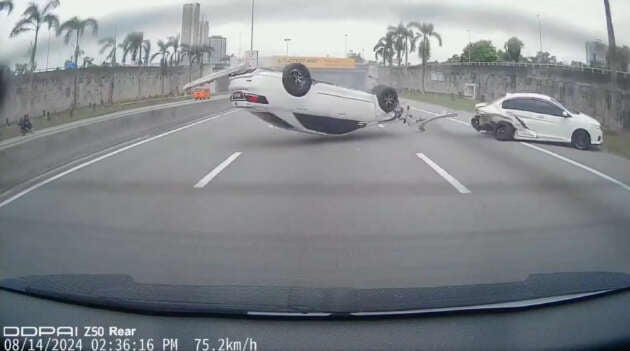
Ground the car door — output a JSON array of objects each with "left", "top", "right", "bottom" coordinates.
[
  {"left": 500, "top": 98, "right": 539, "bottom": 139},
  {"left": 525, "top": 99, "right": 569, "bottom": 141}
]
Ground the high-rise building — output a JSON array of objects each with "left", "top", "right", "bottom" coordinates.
[
  {"left": 181, "top": 3, "right": 200, "bottom": 47},
  {"left": 585, "top": 40, "right": 608, "bottom": 67},
  {"left": 200, "top": 18, "right": 210, "bottom": 47},
  {"left": 209, "top": 35, "right": 227, "bottom": 64}
]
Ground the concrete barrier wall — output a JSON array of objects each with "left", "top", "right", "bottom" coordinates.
[
  {"left": 0, "top": 65, "right": 366, "bottom": 125},
  {"left": 374, "top": 64, "right": 630, "bottom": 130},
  {"left": 0, "top": 65, "right": 216, "bottom": 124},
  {"left": 0, "top": 99, "right": 230, "bottom": 192}
]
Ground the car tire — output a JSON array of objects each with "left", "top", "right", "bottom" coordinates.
[
  {"left": 494, "top": 122, "right": 514, "bottom": 141},
  {"left": 471, "top": 116, "right": 481, "bottom": 131},
  {"left": 372, "top": 85, "right": 399, "bottom": 113},
  {"left": 282, "top": 63, "right": 312, "bottom": 97},
  {"left": 571, "top": 129, "right": 591, "bottom": 150}
]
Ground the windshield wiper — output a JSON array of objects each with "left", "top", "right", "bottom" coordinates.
[{"left": 1, "top": 272, "right": 629, "bottom": 318}]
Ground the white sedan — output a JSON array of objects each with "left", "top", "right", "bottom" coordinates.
[
  {"left": 184, "top": 63, "right": 455, "bottom": 135},
  {"left": 471, "top": 93, "right": 603, "bottom": 150},
  {"left": 228, "top": 63, "right": 403, "bottom": 135}
]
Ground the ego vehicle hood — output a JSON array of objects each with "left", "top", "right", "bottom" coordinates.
[{"left": 1, "top": 272, "right": 629, "bottom": 318}]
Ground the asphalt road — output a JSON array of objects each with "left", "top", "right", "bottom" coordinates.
[{"left": 1, "top": 99, "right": 630, "bottom": 290}]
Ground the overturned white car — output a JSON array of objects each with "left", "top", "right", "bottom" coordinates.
[
  {"left": 184, "top": 63, "right": 455, "bottom": 135},
  {"left": 472, "top": 93, "right": 603, "bottom": 150}
]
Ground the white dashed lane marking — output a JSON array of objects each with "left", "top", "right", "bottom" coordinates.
[
  {"left": 194, "top": 152, "right": 243, "bottom": 189},
  {"left": 416, "top": 153, "right": 472, "bottom": 194}
]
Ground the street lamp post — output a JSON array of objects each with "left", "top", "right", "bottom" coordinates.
[
  {"left": 467, "top": 30, "right": 472, "bottom": 63},
  {"left": 537, "top": 14, "right": 543, "bottom": 53},
  {"left": 250, "top": 0, "right": 255, "bottom": 51},
  {"left": 284, "top": 38, "right": 291, "bottom": 56}
]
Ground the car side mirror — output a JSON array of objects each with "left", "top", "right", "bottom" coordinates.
[{"left": 562, "top": 111, "right": 571, "bottom": 118}]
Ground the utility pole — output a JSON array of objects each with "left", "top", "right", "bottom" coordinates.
[
  {"left": 250, "top": 0, "right": 255, "bottom": 51},
  {"left": 284, "top": 38, "right": 291, "bottom": 56},
  {"left": 604, "top": 0, "right": 617, "bottom": 128},
  {"left": 344, "top": 34, "right": 348, "bottom": 56},
  {"left": 537, "top": 14, "right": 543, "bottom": 53},
  {"left": 604, "top": 0, "right": 616, "bottom": 69},
  {"left": 467, "top": 30, "right": 472, "bottom": 62},
  {"left": 45, "top": 31, "right": 51, "bottom": 71}
]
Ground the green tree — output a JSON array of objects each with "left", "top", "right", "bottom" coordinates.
[
  {"left": 607, "top": 45, "right": 629, "bottom": 72},
  {"left": 387, "top": 23, "right": 410, "bottom": 67},
  {"left": 151, "top": 39, "right": 170, "bottom": 68},
  {"left": 504, "top": 37, "right": 524, "bottom": 62},
  {"left": 57, "top": 16, "right": 98, "bottom": 111},
  {"left": 409, "top": 22, "right": 442, "bottom": 93},
  {"left": 119, "top": 32, "right": 147, "bottom": 65},
  {"left": 446, "top": 54, "right": 460, "bottom": 63},
  {"left": 151, "top": 39, "right": 170, "bottom": 94},
  {"left": 82, "top": 56, "right": 94, "bottom": 68},
  {"left": 99, "top": 37, "right": 118, "bottom": 65},
  {"left": 10, "top": 0, "right": 60, "bottom": 71},
  {"left": 461, "top": 40, "right": 498, "bottom": 62},
  {"left": 531, "top": 51, "right": 556, "bottom": 64},
  {"left": 167, "top": 35, "right": 182, "bottom": 66},
  {"left": 0, "top": 0, "right": 13, "bottom": 15},
  {"left": 373, "top": 33, "right": 394, "bottom": 66},
  {"left": 182, "top": 44, "right": 213, "bottom": 80}
]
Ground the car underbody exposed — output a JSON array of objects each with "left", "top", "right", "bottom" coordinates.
[{"left": 185, "top": 63, "right": 457, "bottom": 136}]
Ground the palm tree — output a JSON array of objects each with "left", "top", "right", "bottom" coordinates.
[
  {"left": 151, "top": 39, "right": 170, "bottom": 94},
  {"left": 99, "top": 37, "right": 118, "bottom": 65},
  {"left": 373, "top": 34, "right": 394, "bottom": 66},
  {"left": 387, "top": 23, "right": 413, "bottom": 67},
  {"left": 57, "top": 16, "right": 98, "bottom": 111},
  {"left": 409, "top": 22, "right": 442, "bottom": 93},
  {"left": 151, "top": 39, "right": 170, "bottom": 68},
  {"left": 119, "top": 32, "right": 148, "bottom": 65},
  {"left": 0, "top": 0, "right": 13, "bottom": 15},
  {"left": 167, "top": 35, "right": 182, "bottom": 66},
  {"left": 10, "top": 0, "right": 60, "bottom": 71},
  {"left": 82, "top": 56, "right": 94, "bottom": 68},
  {"left": 181, "top": 44, "right": 213, "bottom": 80}
]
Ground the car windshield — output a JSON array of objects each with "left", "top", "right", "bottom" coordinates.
[{"left": 1, "top": 0, "right": 629, "bottom": 320}]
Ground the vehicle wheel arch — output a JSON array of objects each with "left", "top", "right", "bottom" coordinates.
[
  {"left": 571, "top": 128, "right": 591, "bottom": 150},
  {"left": 494, "top": 121, "right": 515, "bottom": 141}
]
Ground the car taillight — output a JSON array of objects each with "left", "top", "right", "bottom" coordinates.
[{"left": 245, "top": 94, "right": 268, "bottom": 104}]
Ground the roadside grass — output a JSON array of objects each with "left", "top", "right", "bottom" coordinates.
[
  {"left": 402, "top": 91, "right": 630, "bottom": 160},
  {"left": 0, "top": 95, "right": 190, "bottom": 142},
  {"left": 602, "top": 130, "right": 630, "bottom": 160}
]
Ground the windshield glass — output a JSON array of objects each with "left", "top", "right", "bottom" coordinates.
[{"left": 1, "top": 0, "right": 630, "bottom": 318}]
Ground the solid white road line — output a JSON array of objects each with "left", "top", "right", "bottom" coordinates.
[
  {"left": 416, "top": 153, "right": 472, "bottom": 194},
  {"left": 0, "top": 109, "right": 237, "bottom": 209},
  {"left": 520, "top": 142, "right": 630, "bottom": 192},
  {"left": 193, "top": 152, "right": 243, "bottom": 189}
]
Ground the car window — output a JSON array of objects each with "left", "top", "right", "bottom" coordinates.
[
  {"left": 502, "top": 98, "right": 528, "bottom": 111},
  {"left": 529, "top": 99, "right": 565, "bottom": 116}
]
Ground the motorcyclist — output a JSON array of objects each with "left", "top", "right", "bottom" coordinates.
[{"left": 18, "top": 114, "right": 33, "bottom": 136}]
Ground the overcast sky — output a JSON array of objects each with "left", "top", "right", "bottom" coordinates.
[{"left": 1, "top": 0, "right": 629, "bottom": 69}]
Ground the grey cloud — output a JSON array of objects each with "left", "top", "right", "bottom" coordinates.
[{"left": 2, "top": 0, "right": 613, "bottom": 64}]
